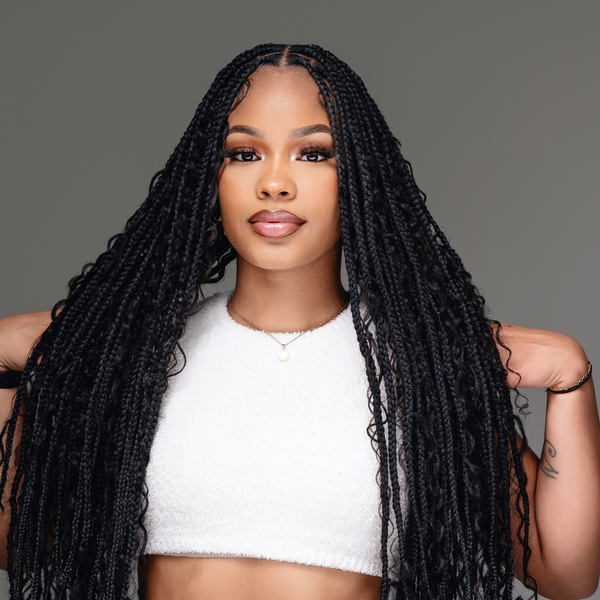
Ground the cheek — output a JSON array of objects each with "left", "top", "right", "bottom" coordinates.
[
  {"left": 217, "top": 172, "right": 244, "bottom": 232},
  {"left": 304, "top": 170, "right": 340, "bottom": 228},
  {"left": 218, "top": 170, "right": 237, "bottom": 206}
]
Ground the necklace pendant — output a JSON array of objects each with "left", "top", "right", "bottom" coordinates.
[{"left": 278, "top": 346, "right": 289, "bottom": 362}]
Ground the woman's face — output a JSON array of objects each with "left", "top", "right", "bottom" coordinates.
[{"left": 218, "top": 66, "right": 340, "bottom": 273}]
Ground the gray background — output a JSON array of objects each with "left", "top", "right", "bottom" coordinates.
[{"left": 1, "top": 1, "right": 598, "bottom": 598}]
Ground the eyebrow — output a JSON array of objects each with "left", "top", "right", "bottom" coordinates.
[
  {"left": 226, "top": 124, "right": 332, "bottom": 139},
  {"left": 289, "top": 124, "right": 332, "bottom": 138}
]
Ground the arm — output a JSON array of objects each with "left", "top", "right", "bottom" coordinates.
[{"left": 497, "top": 324, "right": 600, "bottom": 600}]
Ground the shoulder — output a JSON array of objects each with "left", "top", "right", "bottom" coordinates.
[
  {"left": 188, "top": 290, "right": 230, "bottom": 318},
  {"left": 181, "top": 290, "right": 231, "bottom": 339}
]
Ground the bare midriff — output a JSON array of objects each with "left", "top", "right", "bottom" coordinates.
[{"left": 139, "top": 555, "right": 383, "bottom": 600}]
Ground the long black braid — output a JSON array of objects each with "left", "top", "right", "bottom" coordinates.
[{"left": 0, "top": 44, "right": 534, "bottom": 600}]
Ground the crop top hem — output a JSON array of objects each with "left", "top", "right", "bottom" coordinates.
[{"left": 145, "top": 536, "right": 382, "bottom": 577}]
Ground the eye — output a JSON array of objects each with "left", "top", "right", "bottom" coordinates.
[
  {"left": 223, "top": 147, "right": 260, "bottom": 162},
  {"left": 299, "top": 144, "right": 335, "bottom": 162}
]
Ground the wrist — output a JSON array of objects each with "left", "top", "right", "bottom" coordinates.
[
  {"left": 547, "top": 360, "right": 592, "bottom": 394},
  {"left": 547, "top": 340, "right": 588, "bottom": 388}
]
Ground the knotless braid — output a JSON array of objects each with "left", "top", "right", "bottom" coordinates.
[{"left": 0, "top": 43, "right": 534, "bottom": 600}]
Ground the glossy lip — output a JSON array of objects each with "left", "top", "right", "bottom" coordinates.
[
  {"left": 248, "top": 210, "right": 305, "bottom": 239},
  {"left": 248, "top": 209, "right": 305, "bottom": 225}
]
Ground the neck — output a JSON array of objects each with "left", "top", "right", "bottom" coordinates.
[{"left": 228, "top": 246, "right": 348, "bottom": 334}]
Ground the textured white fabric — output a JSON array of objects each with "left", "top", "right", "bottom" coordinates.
[{"left": 144, "top": 291, "right": 407, "bottom": 577}]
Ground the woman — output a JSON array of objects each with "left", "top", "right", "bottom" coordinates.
[{"left": 0, "top": 43, "right": 598, "bottom": 600}]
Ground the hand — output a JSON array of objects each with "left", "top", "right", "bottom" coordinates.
[
  {"left": 0, "top": 311, "right": 54, "bottom": 373},
  {"left": 490, "top": 323, "right": 589, "bottom": 390}
]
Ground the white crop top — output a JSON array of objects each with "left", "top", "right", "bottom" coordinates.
[{"left": 143, "top": 291, "right": 408, "bottom": 577}]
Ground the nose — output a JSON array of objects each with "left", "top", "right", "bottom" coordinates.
[{"left": 256, "top": 158, "right": 297, "bottom": 200}]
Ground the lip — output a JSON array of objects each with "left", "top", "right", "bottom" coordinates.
[
  {"left": 248, "top": 209, "right": 305, "bottom": 224},
  {"left": 248, "top": 210, "right": 305, "bottom": 239}
]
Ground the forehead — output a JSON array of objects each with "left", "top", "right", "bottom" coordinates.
[{"left": 228, "top": 66, "right": 330, "bottom": 127}]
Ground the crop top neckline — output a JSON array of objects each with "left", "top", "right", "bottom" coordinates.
[{"left": 220, "top": 291, "right": 352, "bottom": 336}]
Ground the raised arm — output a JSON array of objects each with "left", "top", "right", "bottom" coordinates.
[{"left": 496, "top": 324, "right": 600, "bottom": 600}]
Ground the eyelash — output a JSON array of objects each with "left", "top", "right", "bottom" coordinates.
[{"left": 222, "top": 144, "right": 335, "bottom": 163}]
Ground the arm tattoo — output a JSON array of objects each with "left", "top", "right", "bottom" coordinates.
[{"left": 540, "top": 439, "right": 559, "bottom": 479}]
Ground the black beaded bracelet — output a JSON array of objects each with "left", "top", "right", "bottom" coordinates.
[
  {"left": 0, "top": 370, "right": 23, "bottom": 389},
  {"left": 546, "top": 361, "right": 593, "bottom": 394}
]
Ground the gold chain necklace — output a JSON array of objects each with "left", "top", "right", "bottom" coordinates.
[{"left": 227, "top": 297, "right": 350, "bottom": 361}]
